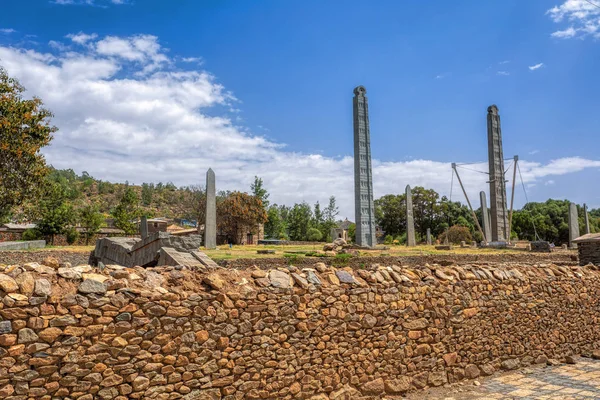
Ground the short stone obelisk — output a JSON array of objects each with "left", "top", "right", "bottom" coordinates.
[
  {"left": 353, "top": 86, "right": 376, "bottom": 247},
  {"left": 406, "top": 185, "right": 416, "bottom": 247},
  {"left": 584, "top": 204, "right": 591, "bottom": 235},
  {"left": 568, "top": 202, "right": 579, "bottom": 248},
  {"left": 426, "top": 228, "right": 432, "bottom": 245},
  {"left": 479, "top": 191, "right": 492, "bottom": 243},
  {"left": 205, "top": 168, "right": 217, "bottom": 249},
  {"left": 140, "top": 216, "right": 148, "bottom": 240},
  {"left": 487, "top": 105, "right": 509, "bottom": 242}
]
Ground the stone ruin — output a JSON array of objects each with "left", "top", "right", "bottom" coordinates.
[{"left": 91, "top": 232, "right": 218, "bottom": 269}]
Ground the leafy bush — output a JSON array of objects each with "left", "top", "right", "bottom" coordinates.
[
  {"left": 22, "top": 229, "right": 41, "bottom": 241},
  {"left": 65, "top": 228, "right": 80, "bottom": 245},
  {"left": 283, "top": 253, "right": 302, "bottom": 265},
  {"left": 438, "top": 225, "right": 472, "bottom": 244},
  {"left": 307, "top": 227, "right": 323, "bottom": 242},
  {"left": 384, "top": 235, "right": 394, "bottom": 244}
]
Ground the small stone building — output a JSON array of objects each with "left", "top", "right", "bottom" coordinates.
[
  {"left": 331, "top": 219, "right": 353, "bottom": 242},
  {"left": 144, "top": 219, "right": 169, "bottom": 234},
  {"left": 573, "top": 233, "right": 600, "bottom": 266}
]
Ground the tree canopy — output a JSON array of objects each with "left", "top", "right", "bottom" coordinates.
[{"left": 0, "top": 67, "right": 56, "bottom": 221}]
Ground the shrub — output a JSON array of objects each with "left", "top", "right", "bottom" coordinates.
[
  {"left": 384, "top": 235, "right": 394, "bottom": 244},
  {"left": 307, "top": 227, "right": 323, "bottom": 242},
  {"left": 283, "top": 253, "right": 302, "bottom": 265},
  {"left": 22, "top": 228, "right": 41, "bottom": 241},
  {"left": 332, "top": 253, "right": 352, "bottom": 266},
  {"left": 438, "top": 225, "right": 472, "bottom": 244},
  {"left": 65, "top": 228, "right": 80, "bottom": 245}
]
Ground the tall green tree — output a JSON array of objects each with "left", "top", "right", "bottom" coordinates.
[
  {"left": 251, "top": 176, "right": 269, "bottom": 209},
  {"left": 375, "top": 194, "right": 406, "bottom": 237},
  {"left": 0, "top": 67, "right": 56, "bottom": 221},
  {"left": 36, "top": 180, "right": 75, "bottom": 244},
  {"left": 79, "top": 204, "right": 104, "bottom": 245},
  {"left": 265, "top": 204, "right": 287, "bottom": 239},
  {"left": 321, "top": 196, "right": 339, "bottom": 242},
  {"left": 287, "top": 202, "right": 313, "bottom": 241},
  {"left": 112, "top": 186, "right": 140, "bottom": 235}
]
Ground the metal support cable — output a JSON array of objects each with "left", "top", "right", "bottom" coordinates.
[{"left": 517, "top": 163, "right": 541, "bottom": 241}]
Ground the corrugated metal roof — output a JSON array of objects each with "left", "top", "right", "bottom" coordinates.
[
  {"left": 573, "top": 233, "right": 600, "bottom": 243},
  {"left": 2, "top": 223, "right": 37, "bottom": 230}
]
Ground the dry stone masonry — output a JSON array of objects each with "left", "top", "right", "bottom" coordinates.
[{"left": 0, "top": 255, "right": 599, "bottom": 399}]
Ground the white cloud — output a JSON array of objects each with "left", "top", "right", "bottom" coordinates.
[
  {"left": 181, "top": 57, "right": 203, "bottom": 64},
  {"left": 499, "top": 60, "right": 511, "bottom": 65},
  {"left": 551, "top": 26, "right": 578, "bottom": 38},
  {"left": 529, "top": 62, "right": 544, "bottom": 71},
  {"left": 545, "top": 180, "right": 556, "bottom": 185},
  {"left": 497, "top": 71, "right": 510, "bottom": 76},
  {"left": 67, "top": 32, "right": 98, "bottom": 45},
  {"left": 528, "top": 150, "right": 540, "bottom": 155},
  {"left": 0, "top": 29, "right": 16, "bottom": 34},
  {"left": 1, "top": 34, "right": 600, "bottom": 218},
  {"left": 435, "top": 72, "right": 450, "bottom": 79},
  {"left": 547, "top": 1, "right": 600, "bottom": 39}
]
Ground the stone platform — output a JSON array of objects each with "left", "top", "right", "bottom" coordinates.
[{"left": 0, "top": 240, "right": 46, "bottom": 251}]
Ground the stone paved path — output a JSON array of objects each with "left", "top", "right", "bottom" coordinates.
[{"left": 410, "top": 358, "right": 600, "bottom": 399}]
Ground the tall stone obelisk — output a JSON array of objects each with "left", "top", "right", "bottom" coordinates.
[
  {"left": 406, "top": 185, "right": 416, "bottom": 247},
  {"left": 487, "top": 105, "right": 509, "bottom": 242},
  {"left": 479, "top": 191, "right": 492, "bottom": 243},
  {"left": 353, "top": 86, "right": 376, "bottom": 247},
  {"left": 568, "top": 202, "right": 579, "bottom": 248},
  {"left": 584, "top": 204, "right": 591, "bottom": 235},
  {"left": 205, "top": 168, "right": 217, "bottom": 249}
]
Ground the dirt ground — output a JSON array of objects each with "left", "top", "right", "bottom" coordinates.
[
  {"left": 0, "top": 245, "right": 578, "bottom": 269},
  {"left": 0, "top": 247, "right": 92, "bottom": 266}
]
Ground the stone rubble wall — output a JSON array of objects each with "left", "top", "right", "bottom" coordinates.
[{"left": 0, "top": 258, "right": 599, "bottom": 399}]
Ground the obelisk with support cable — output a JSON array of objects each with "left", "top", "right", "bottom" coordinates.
[
  {"left": 487, "top": 105, "right": 509, "bottom": 242},
  {"left": 353, "top": 85, "right": 376, "bottom": 247}
]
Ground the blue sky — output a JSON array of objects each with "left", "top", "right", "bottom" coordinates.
[{"left": 1, "top": 0, "right": 599, "bottom": 217}]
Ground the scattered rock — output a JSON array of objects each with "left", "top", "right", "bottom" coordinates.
[
  {"left": 269, "top": 270, "right": 292, "bottom": 288},
  {"left": 17, "top": 328, "right": 39, "bottom": 344},
  {"left": 501, "top": 359, "right": 520, "bottom": 370},
  {"left": 203, "top": 274, "right": 225, "bottom": 290},
  {"left": 78, "top": 279, "right": 106, "bottom": 294},
  {"left": 384, "top": 377, "right": 411, "bottom": 393},
  {"left": 0, "top": 274, "right": 18, "bottom": 293},
  {"left": 362, "top": 378, "right": 385, "bottom": 395},
  {"left": 33, "top": 279, "right": 51, "bottom": 297},
  {"left": 565, "top": 355, "right": 576, "bottom": 364},
  {"left": 58, "top": 267, "right": 82, "bottom": 280},
  {"left": 42, "top": 256, "right": 59, "bottom": 269}
]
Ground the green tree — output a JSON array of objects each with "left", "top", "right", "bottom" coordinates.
[
  {"left": 265, "top": 204, "right": 287, "bottom": 239},
  {"left": 0, "top": 67, "right": 56, "bottom": 220},
  {"left": 348, "top": 223, "right": 356, "bottom": 243},
  {"left": 141, "top": 183, "right": 154, "bottom": 206},
  {"left": 79, "top": 204, "right": 104, "bottom": 244},
  {"left": 112, "top": 186, "right": 140, "bottom": 235},
  {"left": 287, "top": 202, "right": 313, "bottom": 241},
  {"left": 251, "top": 176, "right": 269, "bottom": 209},
  {"left": 217, "top": 191, "right": 268, "bottom": 243},
  {"left": 307, "top": 227, "right": 323, "bottom": 241},
  {"left": 36, "top": 180, "right": 75, "bottom": 244},
  {"left": 321, "top": 196, "right": 339, "bottom": 242},
  {"left": 375, "top": 194, "right": 406, "bottom": 237}
]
